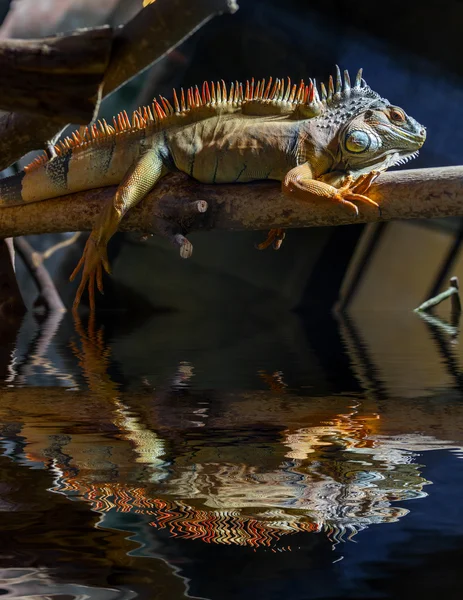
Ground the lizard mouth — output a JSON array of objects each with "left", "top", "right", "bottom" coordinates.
[
  {"left": 347, "top": 149, "right": 420, "bottom": 173},
  {"left": 388, "top": 150, "right": 420, "bottom": 168}
]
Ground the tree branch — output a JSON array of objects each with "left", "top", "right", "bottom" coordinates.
[
  {"left": 0, "top": 238, "right": 26, "bottom": 316},
  {"left": 0, "top": 0, "right": 238, "bottom": 170},
  {"left": 103, "top": 0, "right": 238, "bottom": 95},
  {"left": 0, "top": 27, "right": 112, "bottom": 122},
  {"left": 415, "top": 276, "right": 461, "bottom": 314},
  {"left": 0, "top": 166, "right": 460, "bottom": 240},
  {"left": 14, "top": 237, "right": 66, "bottom": 313}
]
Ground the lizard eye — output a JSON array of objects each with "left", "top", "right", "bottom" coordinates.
[
  {"left": 389, "top": 108, "right": 405, "bottom": 122},
  {"left": 345, "top": 130, "right": 370, "bottom": 153}
]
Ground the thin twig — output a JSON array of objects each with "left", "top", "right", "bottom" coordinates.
[
  {"left": 415, "top": 311, "right": 459, "bottom": 339},
  {"left": 14, "top": 237, "right": 66, "bottom": 313},
  {"left": 450, "top": 277, "right": 462, "bottom": 315},
  {"left": 0, "top": 238, "right": 26, "bottom": 316},
  {"left": 15, "top": 309, "right": 70, "bottom": 385},
  {"left": 415, "top": 276, "right": 461, "bottom": 313},
  {"left": 39, "top": 232, "right": 82, "bottom": 264}
]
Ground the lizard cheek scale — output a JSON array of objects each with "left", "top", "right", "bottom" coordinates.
[{"left": 0, "top": 66, "right": 425, "bottom": 311}]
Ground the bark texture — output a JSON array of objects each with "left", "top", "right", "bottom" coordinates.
[
  {"left": 0, "top": 166, "right": 459, "bottom": 238},
  {"left": 0, "top": 27, "right": 112, "bottom": 122}
]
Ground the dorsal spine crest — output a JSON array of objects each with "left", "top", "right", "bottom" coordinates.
[{"left": 24, "top": 67, "right": 381, "bottom": 173}]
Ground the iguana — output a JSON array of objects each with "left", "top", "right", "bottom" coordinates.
[{"left": 0, "top": 66, "right": 426, "bottom": 311}]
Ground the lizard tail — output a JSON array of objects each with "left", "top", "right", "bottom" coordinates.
[
  {"left": 0, "top": 141, "right": 128, "bottom": 207},
  {"left": 0, "top": 172, "right": 28, "bottom": 206}
]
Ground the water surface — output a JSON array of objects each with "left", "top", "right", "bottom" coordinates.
[{"left": 1, "top": 309, "right": 463, "bottom": 599}]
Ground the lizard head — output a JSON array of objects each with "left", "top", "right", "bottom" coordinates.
[
  {"left": 339, "top": 102, "right": 426, "bottom": 173},
  {"left": 311, "top": 68, "right": 426, "bottom": 175}
]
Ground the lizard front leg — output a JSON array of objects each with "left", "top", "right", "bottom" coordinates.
[
  {"left": 282, "top": 162, "right": 381, "bottom": 214},
  {"left": 258, "top": 164, "right": 380, "bottom": 250},
  {"left": 70, "top": 149, "right": 167, "bottom": 313}
]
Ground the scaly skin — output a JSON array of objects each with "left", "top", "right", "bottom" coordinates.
[{"left": 0, "top": 67, "right": 426, "bottom": 312}]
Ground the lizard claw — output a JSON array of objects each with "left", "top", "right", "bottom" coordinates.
[
  {"left": 336, "top": 171, "right": 381, "bottom": 216},
  {"left": 350, "top": 170, "right": 381, "bottom": 195},
  {"left": 256, "top": 228, "right": 286, "bottom": 250},
  {"left": 70, "top": 235, "right": 109, "bottom": 313},
  {"left": 339, "top": 198, "right": 359, "bottom": 217},
  {"left": 273, "top": 229, "right": 286, "bottom": 249}
]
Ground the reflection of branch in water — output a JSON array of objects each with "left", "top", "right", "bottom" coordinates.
[
  {"left": 15, "top": 310, "right": 73, "bottom": 386},
  {"left": 416, "top": 311, "right": 459, "bottom": 340},
  {"left": 335, "top": 312, "right": 389, "bottom": 402},
  {"left": 3, "top": 309, "right": 77, "bottom": 387},
  {"left": 416, "top": 310, "right": 463, "bottom": 392}
]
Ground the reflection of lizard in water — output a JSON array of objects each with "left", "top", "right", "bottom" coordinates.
[
  {"left": 0, "top": 317, "right": 432, "bottom": 548},
  {"left": 53, "top": 423, "right": 429, "bottom": 547},
  {"left": 55, "top": 328, "right": 432, "bottom": 546},
  {"left": 70, "top": 314, "right": 167, "bottom": 469}
]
